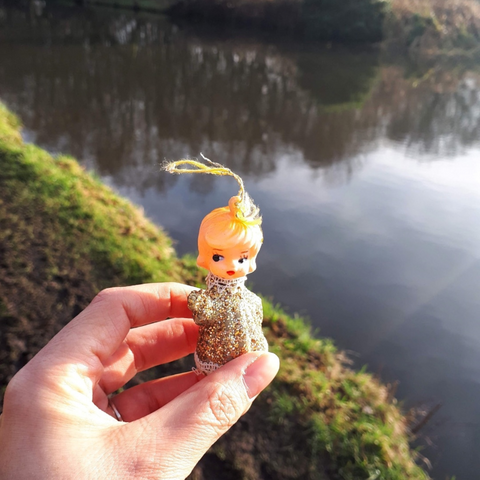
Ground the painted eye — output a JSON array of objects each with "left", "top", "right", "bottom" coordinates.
[
  {"left": 212, "top": 254, "right": 223, "bottom": 262},
  {"left": 238, "top": 257, "right": 248, "bottom": 264}
]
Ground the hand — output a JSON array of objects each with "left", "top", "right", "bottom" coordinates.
[{"left": 0, "top": 283, "right": 279, "bottom": 479}]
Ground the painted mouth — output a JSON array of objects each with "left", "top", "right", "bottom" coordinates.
[{"left": 227, "top": 271, "right": 235, "bottom": 276}]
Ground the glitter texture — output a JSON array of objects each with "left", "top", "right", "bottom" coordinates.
[{"left": 188, "top": 273, "right": 268, "bottom": 375}]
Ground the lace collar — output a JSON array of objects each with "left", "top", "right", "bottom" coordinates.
[{"left": 206, "top": 272, "right": 247, "bottom": 294}]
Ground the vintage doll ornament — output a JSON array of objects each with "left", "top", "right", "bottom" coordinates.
[{"left": 165, "top": 156, "right": 268, "bottom": 375}]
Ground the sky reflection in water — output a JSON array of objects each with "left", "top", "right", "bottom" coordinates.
[{"left": 109, "top": 143, "right": 480, "bottom": 479}]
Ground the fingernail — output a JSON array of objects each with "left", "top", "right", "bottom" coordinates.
[{"left": 242, "top": 353, "right": 280, "bottom": 399}]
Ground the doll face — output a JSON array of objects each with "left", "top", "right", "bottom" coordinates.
[{"left": 204, "top": 244, "right": 256, "bottom": 279}]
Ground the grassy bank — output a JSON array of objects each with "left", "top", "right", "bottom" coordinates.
[{"left": 0, "top": 102, "right": 430, "bottom": 479}]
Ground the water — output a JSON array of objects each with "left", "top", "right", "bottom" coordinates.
[{"left": 1, "top": 2, "right": 480, "bottom": 478}]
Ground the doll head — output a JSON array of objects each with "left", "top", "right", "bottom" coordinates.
[
  {"left": 197, "top": 196, "right": 263, "bottom": 279},
  {"left": 164, "top": 156, "right": 263, "bottom": 279}
]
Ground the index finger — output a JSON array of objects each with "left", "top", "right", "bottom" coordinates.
[
  {"left": 90, "top": 282, "right": 194, "bottom": 328},
  {"left": 42, "top": 283, "right": 195, "bottom": 369}
]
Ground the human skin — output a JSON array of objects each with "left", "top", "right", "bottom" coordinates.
[{"left": 0, "top": 283, "right": 279, "bottom": 480}]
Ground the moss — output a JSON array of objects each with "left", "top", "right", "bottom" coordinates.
[
  {"left": 260, "top": 299, "right": 429, "bottom": 479},
  {"left": 0, "top": 102, "right": 430, "bottom": 479},
  {"left": 0, "top": 103, "right": 22, "bottom": 145},
  {"left": 0, "top": 101, "right": 194, "bottom": 387},
  {"left": 0, "top": 130, "right": 184, "bottom": 289}
]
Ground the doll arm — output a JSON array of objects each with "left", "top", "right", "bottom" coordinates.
[
  {"left": 187, "top": 290, "right": 200, "bottom": 313},
  {"left": 188, "top": 290, "right": 217, "bottom": 325},
  {"left": 251, "top": 293, "right": 264, "bottom": 324},
  {"left": 246, "top": 293, "right": 268, "bottom": 352}
]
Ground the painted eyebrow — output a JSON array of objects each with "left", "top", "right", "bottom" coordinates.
[{"left": 241, "top": 251, "right": 249, "bottom": 254}]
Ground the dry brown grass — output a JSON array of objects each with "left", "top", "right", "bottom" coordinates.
[{"left": 390, "top": 0, "right": 480, "bottom": 52}]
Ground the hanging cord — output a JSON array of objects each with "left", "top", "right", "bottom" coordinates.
[{"left": 164, "top": 154, "right": 261, "bottom": 226}]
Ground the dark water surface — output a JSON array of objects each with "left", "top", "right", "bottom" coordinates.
[{"left": 1, "top": 3, "right": 480, "bottom": 479}]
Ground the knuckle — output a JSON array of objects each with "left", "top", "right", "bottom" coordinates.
[
  {"left": 206, "top": 383, "right": 244, "bottom": 433},
  {"left": 3, "top": 375, "right": 21, "bottom": 404},
  {"left": 91, "top": 286, "right": 121, "bottom": 305},
  {"left": 3, "top": 370, "right": 31, "bottom": 412}
]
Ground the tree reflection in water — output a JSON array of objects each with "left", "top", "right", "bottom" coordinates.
[{"left": 1, "top": 3, "right": 479, "bottom": 195}]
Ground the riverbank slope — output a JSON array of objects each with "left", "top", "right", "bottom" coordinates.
[{"left": 0, "top": 102, "right": 430, "bottom": 480}]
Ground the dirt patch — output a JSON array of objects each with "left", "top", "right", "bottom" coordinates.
[
  {"left": 0, "top": 169, "right": 98, "bottom": 395},
  {"left": 198, "top": 394, "right": 332, "bottom": 480}
]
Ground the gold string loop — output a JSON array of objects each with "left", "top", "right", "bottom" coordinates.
[{"left": 164, "top": 154, "right": 261, "bottom": 226}]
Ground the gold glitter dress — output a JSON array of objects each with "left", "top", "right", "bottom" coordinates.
[{"left": 188, "top": 273, "right": 268, "bottom": 375}]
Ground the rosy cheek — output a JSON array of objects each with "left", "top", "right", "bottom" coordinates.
[{"left": 212, "top": 263, "right": 226, "bottom": 275}]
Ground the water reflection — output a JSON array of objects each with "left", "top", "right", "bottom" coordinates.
[
  {"left": 2, "top": 2, "right": 479, "bottom": 195},
  {"left": 386, "top": 70, "right": 480, "bottom": 157},
  {"left": 2, "top": 3, "right": 480, "bottom": 479},
  {"left": 248, "top": 150, "right": 480, "bottom": 480}
]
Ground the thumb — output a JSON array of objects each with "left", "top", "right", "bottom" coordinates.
[{"left": 128, "top": 352, "right": 279, "bottom": 479}]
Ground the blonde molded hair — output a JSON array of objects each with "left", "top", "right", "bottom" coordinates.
[{"left": 197, "top": 196, "right": 263, "bottom": 271}]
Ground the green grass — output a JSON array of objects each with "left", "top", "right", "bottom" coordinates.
[
  {"left": 0, "top": 102, "right": 430, "bottom": 479},
  {"left": 262, "top": 308, "right": 430, "bottom": 479},
  {"left": 0, "top": 104, "right": 192, "bottom": 290}
]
